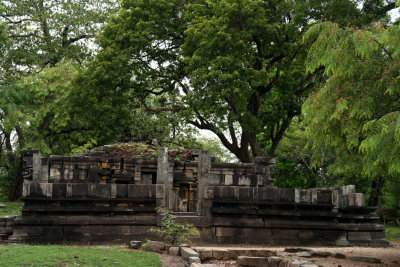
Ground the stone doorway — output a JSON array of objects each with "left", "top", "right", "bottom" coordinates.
[{"left": 173, "top": 183, "right": 197, "bottom": 212}]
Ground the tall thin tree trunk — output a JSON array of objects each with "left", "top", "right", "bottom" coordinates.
[{"left": 368, "top": 177, "right": 385, "bottom": 207}]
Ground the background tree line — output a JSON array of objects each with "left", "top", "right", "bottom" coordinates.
[{"left": 0, "top": 0, "right": 399, "bottom": 223}]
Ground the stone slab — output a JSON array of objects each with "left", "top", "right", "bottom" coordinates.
[
  {"left": 195, "top": 248, "right": 212, "bottom": 260},
  {"left": 237, "top": 256, "right": 268, "bottom": 267},
  {"left": 147, "top": 240, "right": 165, "bottom": 251},
  {"left": 181, "top": 247, "right": 199, "bottom": 260},
  {"left": 168, "top": 246, "right": 180, "bottom": 256},
  {"left": 212, "top": 248, "right": 229, "bottom": 260}
]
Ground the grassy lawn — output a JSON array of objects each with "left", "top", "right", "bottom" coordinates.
[
  {"left": 0, "top": 245, "right": 161, "bottom": 267},
  {"left": 385, "top": 225, "right": 400, "bottom": 243},
  {"left": 0, "top": 201, "right": 22, "bottom": 217}
]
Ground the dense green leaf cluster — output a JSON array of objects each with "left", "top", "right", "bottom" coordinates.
[
  {"left": 84, "top": 0, "right": 387, "bottom": 162},
  {"left": 303, "top": 22, "right": 400, "bottom": 178}
]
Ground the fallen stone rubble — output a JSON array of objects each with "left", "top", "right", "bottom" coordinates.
[{"left": 136, "top": 241, "right": 387, "bottom": 267}]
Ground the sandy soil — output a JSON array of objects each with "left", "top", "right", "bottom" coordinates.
[
  {"left": 158, "top": 253, "right": 187, "bottom": 267},
  {"left": 193, "top": 242, "right": 400, "bottom": 267}
]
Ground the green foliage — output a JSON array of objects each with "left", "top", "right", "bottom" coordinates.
[
  {"left": 303, "top": 22, "right": 400, "bottom": 179},
  {"left": 0, "top": 1, "right": 119, "bottom": 200},
  {"left": 0, "top": 245, "right": 161, "bottom": 267},
  {"left": 381, "top": 176, "right": 400, "bottom": 223},
  {"left": 86, "top": 0, "right": 389, "bottom": 162},
  {"left": 385, "top": 226, "right": 400, "bottom": 243},
  {"left": 0, "top": 201, "right": 21, "bottom": 216},
  {"left": 149, "top": 207, "right": 199, "bottom": 244},
  {"left": 271, "top": 118, "right": 319, "bottom": 188}
]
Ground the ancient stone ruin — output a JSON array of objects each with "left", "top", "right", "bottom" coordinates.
[{"left": 2, "top": 145, "right": 388, "bottom": 246}]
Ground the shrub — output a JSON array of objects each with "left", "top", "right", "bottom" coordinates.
[{"left": 149, "top": 207, "right": 199, "bottom": 244}]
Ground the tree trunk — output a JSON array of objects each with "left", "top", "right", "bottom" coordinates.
[
  {"left": 368, "top": 177, "right": 385, "bottom": 207},
  {"left": 4, "top": 130, "right": 24, "bottom": 201},
  {"left": 7, "top": 160, "right": 23, "bottom": 201}
]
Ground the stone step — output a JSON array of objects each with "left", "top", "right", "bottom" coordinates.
[{"left": 193, "top": 248, "right": 277, "bottom": 260}]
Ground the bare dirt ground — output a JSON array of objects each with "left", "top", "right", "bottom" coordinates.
[
  {"left": 176, "top": 242, "right": 400, "bottom": 267},
  {"left": 158, "top": 253, "right": 187, "bottom": 267}
]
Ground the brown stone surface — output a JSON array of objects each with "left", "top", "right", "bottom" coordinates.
[
  {"left": 237, "top": 256, "right": 268, "bottom": 267},
  {"left": 212, "top": 248, "right": 230, "bottom": 260},
  {"left": 146, "top": 240, "right": 165, "bottom": 251},
  {"left": 181, "top": 247, "right": 199, "bottom": 260},
  {"left": 195, "top": 248, "right": 213, "bottom": 260}
]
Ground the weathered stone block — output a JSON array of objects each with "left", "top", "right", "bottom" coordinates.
[
  {"left": 228, "top": 249, "right": 247, "bottom": 259},
  {"left": 29, "top": 182, "right": 44, "bottom": 197},
  {"left": 194, "top": 248, "right": 212, "bottom": 260},
  {"left": 299, "top": 189, "right": 311, "bottom": 203},
  {"left": 348, "top": 193, "right": 365, "bottom": 207},
  {"left": 189, "top": 257, "right": 201, "bottom": 264},
  {"left": 340, "top": 185, "right": 355, "bottom": 195},
  {"left": 215, "top": 227, "right": 243, "bottom": 238},
  {"left": 336, "top": 240, "right": 351, "bottom": 246},
  {"left": 237, "top": 256, "right": 268, "bottom": 267},
  {"left": 348, "top": 231, "right": 371, "bottom": 241},
  {"left": 238, "top": 176, "right": 251, "bottom": 186},
  {"left": 225, "top": 174, "right": 233, "bottom": 185},
  {"left": 239, "top": 187, "right": 250, "bottom": 200},
  {"left": 116, "top": 184, "right": 128, "bottom": 198},
  {"left": 323, "top": 230, "right": 347, "bottom": 241},
  {"left": 209, "top": 174, "right": 222, "bottom": 185},
  {"left": 259, "top": 187, "right": 279, "bottom": 202},
  {"left": 212, "top": 248, "right": 229, "bottom": 260},
  {"left": 243, "top": 228, "right": 273, "bottom": 244},
  {"left": 180, "top": 247, "right": 199, "bottom": 260},
  {"left": 280, "top": 188, "right": 295, "bottom": 202},
  {"left": 272, "top": 229, "right": 298, "bottom": 241},
  {"left": 370, "top": 231, "right": 385, "bottom": 240},
  {"left": 215, "top": 186, "right": 234, "bottom": 200},
  {"left": 298, "top": 230, "right": 323, "bottom": 241},
  {"left": 168, "top": 246, "right": 180, "bottom": 256},
  {"left": 246, "top": 249, "right": 276, "bottom": 257},
  {"left": 88, "top": 184, "right": 111, "bottom": 198},
  {"left": 71, "top": 184, "right": 88, "bottom": 198},
  {"left": 317, "top": 190, "right": 332, "bottom": 203},
  {"left": 129, "top": 240, "right": 142, "bottom": 249},
  {"left": 156, "top": 184, "right": 165, "bottom": 199},
  {"left": 349, "top": 256, "right": 381, "bottom": 264},
  {"left": 146, "top": 240, "right": 165, "bottom": 251},
  {"left": 204, "top": 187, "right": 214, "bottom": 199}
]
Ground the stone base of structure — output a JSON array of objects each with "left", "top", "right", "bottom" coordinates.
[{"left": 8, "top": 149, "right": 388, "bottom": 246}]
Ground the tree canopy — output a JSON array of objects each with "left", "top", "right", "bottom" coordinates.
[
  {"left": 302, "top": 20, "right": 400, "bottom": 204},
  {"left": 83, "top": 0, "right": 396, "bottom": 162}
]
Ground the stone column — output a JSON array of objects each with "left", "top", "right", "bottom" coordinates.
[
  {"left": 157, "top": 148, "right": 174, "bottom": 210},
  {"left": 197, "top": 150, "right": 211, "bottom": 215},
  {"left": 253, "top": 157, "right": 275, "bottom": 186}
]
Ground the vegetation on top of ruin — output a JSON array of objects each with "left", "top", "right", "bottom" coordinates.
[{"left": 92, "top": 142, "right": 195, "bottom": 161}]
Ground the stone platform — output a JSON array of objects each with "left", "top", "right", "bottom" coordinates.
[{"left": 4, "top": 148, "right": 388, "bottom": 246}]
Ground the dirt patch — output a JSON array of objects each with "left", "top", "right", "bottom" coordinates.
[
  {"left": 158, "top": 253, "right": 187, "bottom": 267},
  {"left": 194, "top": 242, "right": 400, "bottom": 267}
]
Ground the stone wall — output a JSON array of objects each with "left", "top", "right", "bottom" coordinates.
[
  {"left": 196, "top": 186, "right": 387, "bottom": 246},
  {"left": 6, "top": 148, "right": 387, "bottom": 246}
]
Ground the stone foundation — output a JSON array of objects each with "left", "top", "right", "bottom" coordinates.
[{"left": 6, "top": 148, "right": 388, "bottom": 246}]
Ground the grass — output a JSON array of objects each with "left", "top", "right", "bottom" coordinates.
[
  {"left": 385, "top": 225, "right": 400, "bottom": 243},
  {"left": 0, "top": 245, "right": 162, "bottom": 267},
  {"left": 0, "top": 201, "right": 22, "bottom": 217}
]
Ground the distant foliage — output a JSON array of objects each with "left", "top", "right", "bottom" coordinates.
[{"left": 149, "top": 207, "right": 199, "bottom": 244}]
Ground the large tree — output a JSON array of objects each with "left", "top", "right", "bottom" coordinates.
[
  {"left": 85, "top": 0, "right": 396, "bottom": 162},
  {"left": 303, "top": 20, "right": 400, "bottom": 205},
  {"left": 0, "top": 0, "right": 118, "bottom": 200}
]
